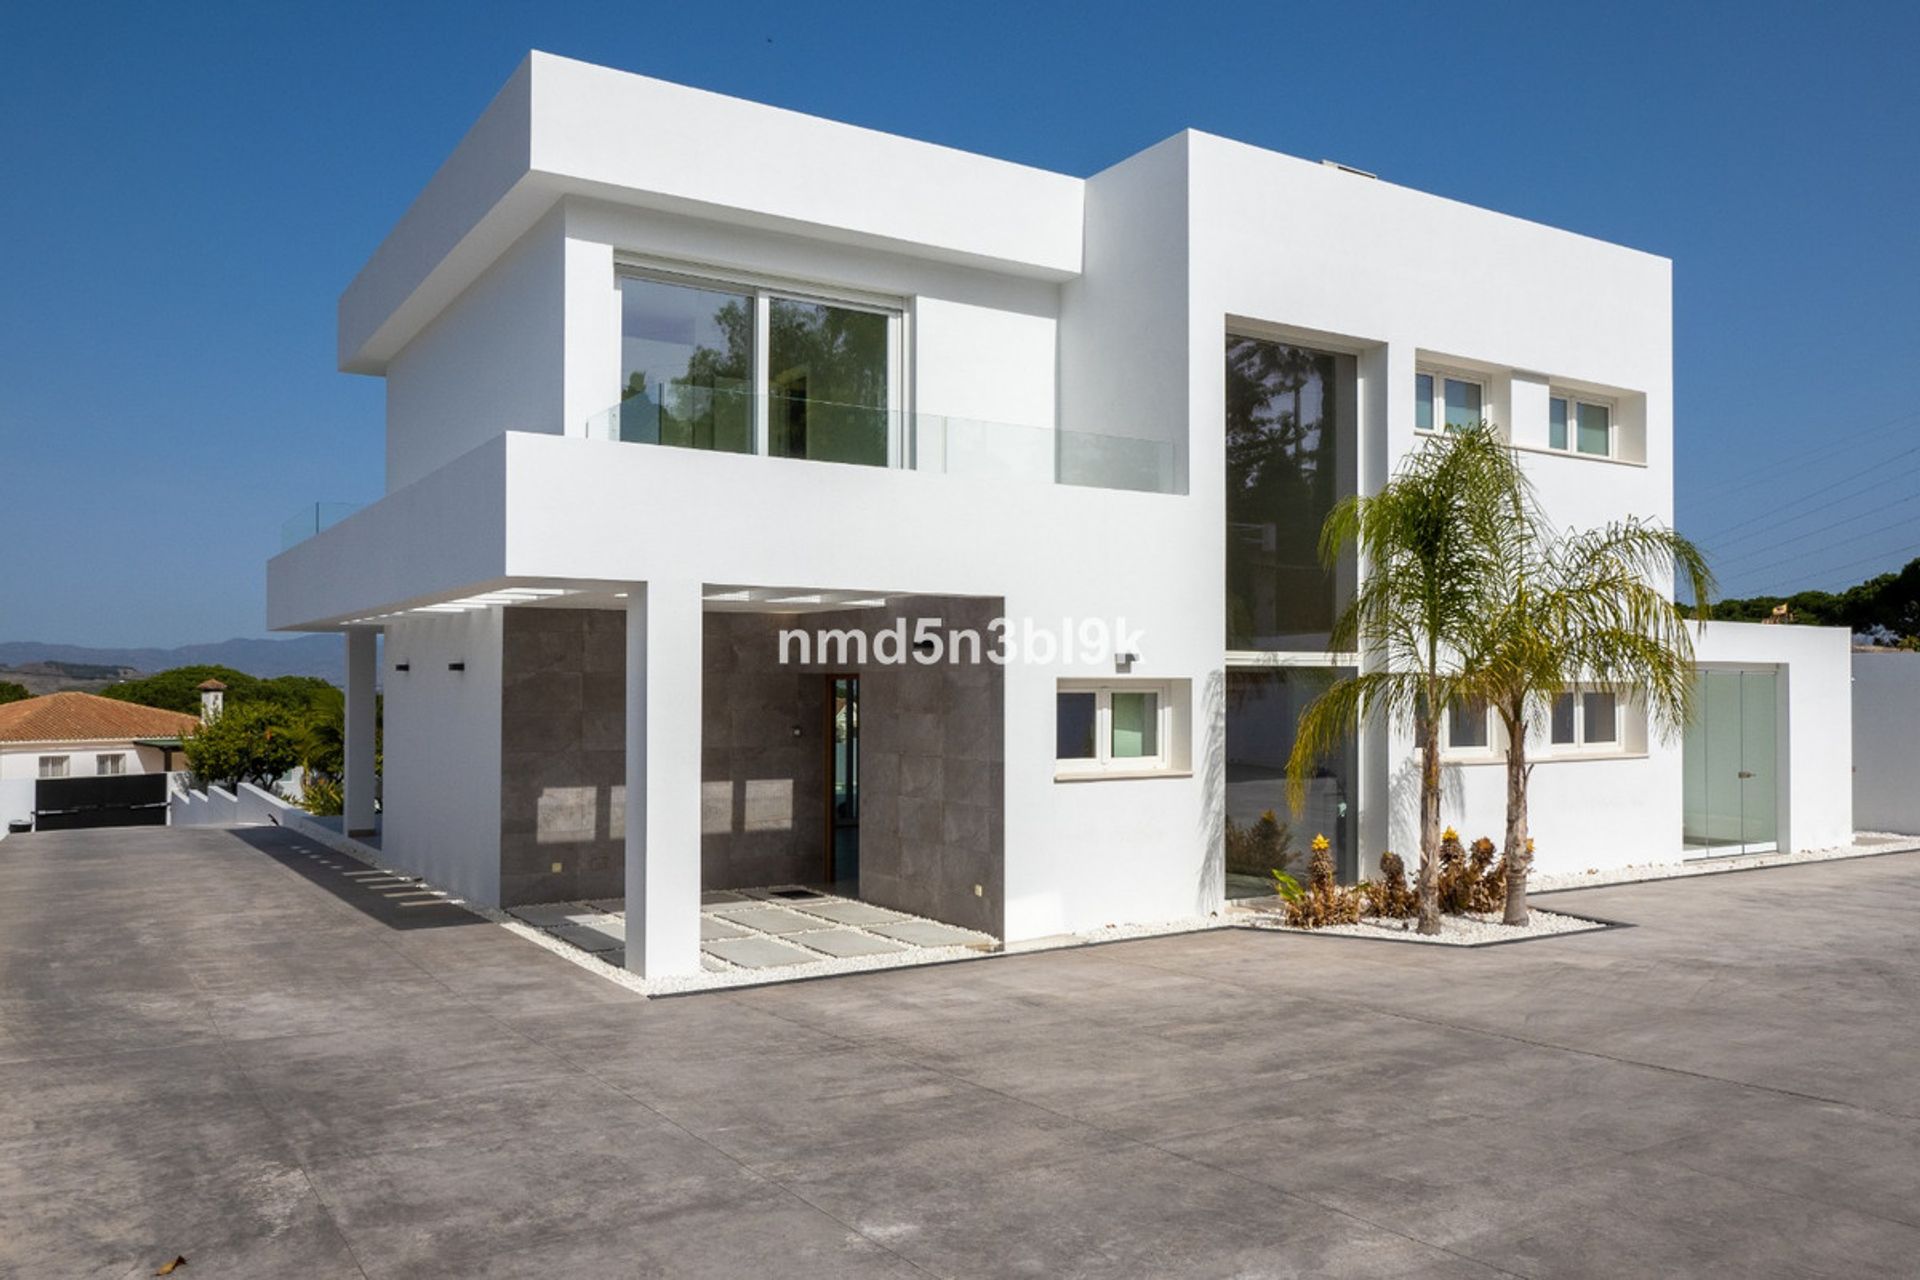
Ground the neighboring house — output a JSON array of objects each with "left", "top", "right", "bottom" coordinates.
[
  {"left": 267, "top": 52, "right": 1853, "bottom": 977},
  {"left": 0, "top": 692, "right": 200, "bottom": 832}
]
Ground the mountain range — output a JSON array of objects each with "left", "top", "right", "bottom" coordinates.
[{"left": 0, "top": 635, "right": 345, "bottom": 686}]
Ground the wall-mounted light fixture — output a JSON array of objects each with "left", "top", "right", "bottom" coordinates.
[
  {"left": 394, "top": 662, "right": 410, "bottom": 673},
  {"left": 1115, "top": 651, "right": 1139, "bottom": 673},
  {"left": 448, "top": 661, "right": 466, "bottom": 672}
]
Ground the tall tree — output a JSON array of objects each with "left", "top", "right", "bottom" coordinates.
[
  {"left": 1473, "top": 518, "right": 1714, "bottom": 923},
  {"left": 1287, "top": 425, "right": 1527, "bottom": 934}
]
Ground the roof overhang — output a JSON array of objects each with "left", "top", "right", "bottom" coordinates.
[{"left": 339, "top": 52, "right": 1086, "bottom": 375}]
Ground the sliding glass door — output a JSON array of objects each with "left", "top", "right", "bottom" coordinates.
[
  {"left": 617, "top": 270, "right": 900, "bottom": 466},
  {"left": 1682, "top": 668, "right": 1780, "bottom": 856}
]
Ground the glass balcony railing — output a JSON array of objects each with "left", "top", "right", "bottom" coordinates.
[
  {"left": 280, "top": 502, "right": 361, "bottom": 551},
  {"left": 585, "top": 390, "right": 1180, "bottom": 494}
]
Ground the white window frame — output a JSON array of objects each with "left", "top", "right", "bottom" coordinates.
[
  {"left": 1547, "top": 391, "right": 1616, "bottom": 459},
  {"left": 96, "top": 752, "right": 128, "bottom": 776},
  {"left": 613, "top": 258, "right": 908, "bottom": 467},
  {"left": 1546, "top": 687, "right": 1625, "bottom": 753},
  {"left": 1415, "top": 367, "right": 1488, "bottom": 435},
  {"left": 38, "top": 755, "right": 70, "bottom": 779},
  {"left": 1055, "top": 680, "right": 1174, "bottom": 776}
]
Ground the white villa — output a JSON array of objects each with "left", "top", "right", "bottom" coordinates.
[{"left": 267, "top": 52, "right": 1852, "bottom": 977}]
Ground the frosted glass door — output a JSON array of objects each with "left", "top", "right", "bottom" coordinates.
[
  {"left": 1738, "top": 671, "right": 1779, "bottom": 852},
  {"left": 1682, "top": 669, "right": 1779, "bottom": 855}
]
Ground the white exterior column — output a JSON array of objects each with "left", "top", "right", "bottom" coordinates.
[
  {"left": 344, "top": 627, "right": 379, "bottom": 837},
  {"left": 624, "top": 581, "right": 704, "bottom": 978}
]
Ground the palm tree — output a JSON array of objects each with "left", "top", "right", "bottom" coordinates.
[
  {"left": 1287, "top": 425, "right": 1527, "bottom": 934},
  {"left": 1473, "top": 518, "right": 1714, "bottom": 923}
]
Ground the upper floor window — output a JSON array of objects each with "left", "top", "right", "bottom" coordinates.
[
  {"left": 616, "top": 267, "right": 900, "bottom": 467},
  {"left": 1416, "top": 371, "right": 1484, "bottom": 433},
  {"left": 1549, "top": 394, "right": 1614, "bottom": 458},
  {"left": 38, "top": 755, "right": 69, "bottom": 779},
  {"left": 1226, "top": 334, "right": 1357, "bottom": 652},
  {"left": 97, "top": 752, "right": 127, "bottom": 776}
]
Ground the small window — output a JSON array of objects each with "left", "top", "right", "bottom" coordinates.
[
  {"left": 97, "top": 753, "right": 127, "bottom": 776},
  {"left": 1417, "top": 371, "right": 1485, "bottom": 433},
  {"left": 1547, "top": 688, "right": 1622, "bottom": 751},
  {"left": 1056, "top": 692, "right": 1097, "bottom": 760},
  {"left": 1550, "top": 692, "right": 1577, "bottom": 744},
  {"left": 1581, "top": 692, "right": 1619, "bottom": 744},
  {"left": 1110, "top": 691, "right": 1160, "bottom": 759},
  {"left": 1548, "top": 392, "right": 1613, "bottom": 458},
  {"left": 1446, "top": 696, "right": 1490, "bottom": 750},
  {"left": 1057, "top": 683, "right": 1173, "bottom": 774},
  {"left": 38, "top": 755, "right": 70, "bottom": 779}
]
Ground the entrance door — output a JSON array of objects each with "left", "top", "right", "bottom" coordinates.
[
  {"left": 1683, "top": 668, "right": 1780, "bottom": 856},
  {"left": 826, "top": 675, "right": 859, "bottom": 884}
]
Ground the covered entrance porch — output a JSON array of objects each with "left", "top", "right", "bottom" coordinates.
[{"left": 338, "top": 579, "right": 1006, "bottom": 980}]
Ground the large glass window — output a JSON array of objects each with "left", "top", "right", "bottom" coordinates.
[
  {"left": 1224, "top": 667, "right": 1357, "bottom": 896},
  {"left": 768, "top": 298, "right": 890, "bottom": 466},
  {"left": 617, "top": 276, "right": 754, "bottom": 452},
  {"left": 617, "top": 272, "right": 898, "bottom": 467},
  {"left": 1226, "top": 336, "right": 1357, "bottom": 651}
]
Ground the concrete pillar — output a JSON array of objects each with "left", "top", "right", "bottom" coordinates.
[
  {"left": 344, "top": 627, "right": 379, "bottom": 837},
  {"left": 625, "top": 581, "right": 704, "bottom": 978}
]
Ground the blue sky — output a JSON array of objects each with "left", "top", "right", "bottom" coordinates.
[{"left": 2, "top": 1, "right": 1915, "bottom": 646}]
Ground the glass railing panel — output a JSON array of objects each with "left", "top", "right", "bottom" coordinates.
[
  {"left": 585, "top": 394, "right": 1183, "bottom": 494},
  {"left": 279, "top": 502, "right": 362, "bottom": 551},
  {"left": 914, "top": 415, "right": 1055, "bottom": 483},
  {"left": 770, "top": 393, "right": 891, "bottom": 467},
  {"left": 1058, "top": 428, "right": 1181, "bottom": 494}
]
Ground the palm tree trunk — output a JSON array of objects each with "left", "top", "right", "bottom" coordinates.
[
  {"left": 1501, "top": 707, "right": 1532, "bottom": 926},
  {"left": 1417, "top": 708, "right": 1442, "bottom": 935}
]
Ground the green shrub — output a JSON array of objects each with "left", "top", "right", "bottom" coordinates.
[{"left": 1281, "top": 835, "right": 1364, "bottom": 928}]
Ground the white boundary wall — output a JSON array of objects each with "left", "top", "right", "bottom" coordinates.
[{"left": 1853, "top": 650, "right": 1920, "bottom": 835}]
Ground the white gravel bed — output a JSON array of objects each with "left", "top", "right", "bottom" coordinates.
[
  {"left": 1240, "top": 906, "right": 1609, "bottom": 946},
  {"left": 1003, "top": 914, "right": 1231, "bottom": 953},
  {"left": 1527, "top": 832, "right": 1920, "bottom": 894}
]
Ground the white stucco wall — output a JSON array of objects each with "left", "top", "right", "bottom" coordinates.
[
  {"left": 0, "top": 742, "right": 172, "bottom": 780},
  {"left": 1693, "top": 622, "right": 1854, "bottom": 854},
  {"left": 380, "top": 610, "right": 504, "bottom": 904},
  {"left": 1852, "top": 650, "right": 1920, "bottom": 836},
  {"left": 385, "top": 210, "right": 566, "bottom": 491}
]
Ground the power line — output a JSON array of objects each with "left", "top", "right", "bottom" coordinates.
[
  {"left": 1689, "top": 441, "right": 1920, "bottom": 544},
  {"left": 1765, "top": 543, "right": 1920, "bottom": 597},
  {"left": 1682, "top": 407, "right": 1920, "bottom": 515},
  {"left": 1707, "top": 487, "right": 1920, "bottom": 571}
]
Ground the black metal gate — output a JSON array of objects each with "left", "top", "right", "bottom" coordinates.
[{"left": 33, "top": 773, "right": 169, "bottom": 831}]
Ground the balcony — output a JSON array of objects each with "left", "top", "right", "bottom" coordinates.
[
  {"left": 585, "top": 387, "right": 1178, "bottom": 495},
  {"left": 280, "top": 502, "right": 362, "bottom": 551}
]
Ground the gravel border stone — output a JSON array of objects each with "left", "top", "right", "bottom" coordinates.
[{"left": 1238, "top": 905, "right": 1612, "bottom": 946}]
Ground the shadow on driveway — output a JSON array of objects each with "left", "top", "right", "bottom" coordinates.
[{"left": 225, "top": 824, "right": 485, "bottom": 933}]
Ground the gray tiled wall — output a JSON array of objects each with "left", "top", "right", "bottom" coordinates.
[
  {"left": 787, "top": 596, "right": 1006, "bottom": 937},
  {"left": 701, "top": 612, "right": 828, "bottom": 889},
  {"left": 498, "top": 607, "right": 626, "bottom": 906}
]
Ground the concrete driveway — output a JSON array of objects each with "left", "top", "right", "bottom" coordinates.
[{"left": 3, "top": 825, "right": 1918, "bottom": 1278}]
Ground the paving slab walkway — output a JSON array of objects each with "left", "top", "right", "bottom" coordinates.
[{"left": 6, "top": 824, "right": 1920, "bottom": 1277}]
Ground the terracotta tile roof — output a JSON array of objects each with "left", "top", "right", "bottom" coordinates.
[{"left": 0, "top": 691, "right": 201, "bottom": 745}]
